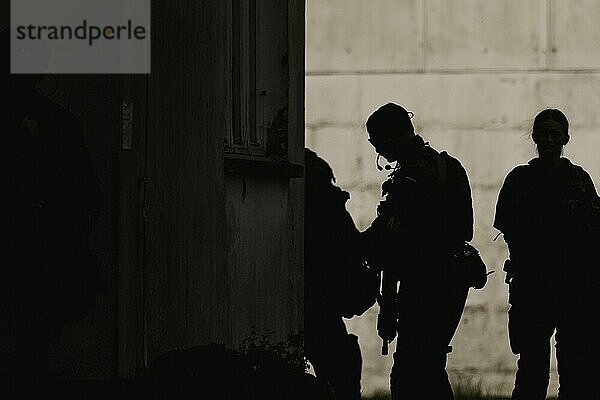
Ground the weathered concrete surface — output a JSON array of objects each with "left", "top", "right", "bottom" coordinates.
[
  {"left": 307, "top": 1, "right": 600, "bottom": 396},
  {"left": 426, "top": 0, "right": 545, "bottom": 70},
  {"left": 549, "top": 0, "right": 600, "bottom": 69},
  {"left": 306, "top": 0, "right": 422, "bottom": 72}
]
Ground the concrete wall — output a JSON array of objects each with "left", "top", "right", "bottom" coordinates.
[{"left": 306, "top": 0, "right": 600, "bottom": 396}]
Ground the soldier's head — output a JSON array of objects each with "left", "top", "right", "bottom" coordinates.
[
  {"left": 305, "top": 148, "right": 335, "bottom": 185},
  {"left": 366, "top": 103, "right": 415, "bottom": 162},
  {"left": 532, "top": 109, "right": 569, "bottom": 158}
]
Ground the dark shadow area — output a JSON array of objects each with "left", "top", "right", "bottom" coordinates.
[
  {"left": 2, "top": 343, "right": 331, "bottom": 399},
  {"left": 1, "top": 28, "right": 107, "bottom": 382}
]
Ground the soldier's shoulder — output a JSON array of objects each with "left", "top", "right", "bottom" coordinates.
[
  {"left": 419, "top": 144, "right": 440, "bottom": 160},
  {"left": 561, "top": 157, "right": 585, "bottom": 172},
  {"left": 414, "top": 145, "right": 441, "bottom": 170},
  {"left": 431, "top": 150, "right": 470, "bottom": 184},
  {"left": 404, "top": 147, "right": 436, "bottom": 179},
  {"left": 561, "top": 158, "right": 592, "bottom": 181},
  {"left": 438, "top": 150, "right": 465, "bottom": 170},
  {"left": 495, "top": 165, "right": 534, "bottom": 194},
  {"left": 505, "top": 164, "right": 532, "bottom": 180}
]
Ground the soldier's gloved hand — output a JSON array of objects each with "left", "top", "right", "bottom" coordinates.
[{"left": 503, "top": 259, "right": 514, "bottom": 284}]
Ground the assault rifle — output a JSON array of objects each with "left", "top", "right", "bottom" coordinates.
[{"left": 377, "top": 268, "right": 398, "bottom": 355}]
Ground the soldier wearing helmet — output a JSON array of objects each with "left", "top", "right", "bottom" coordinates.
[{"left": 362, "top": 103, "right": 475, "bottom": 399}]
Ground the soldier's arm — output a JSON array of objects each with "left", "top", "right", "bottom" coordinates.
[
  {"left": 494, "top": 169, "right": 528, "bottom": 259},
  {"left": 446, "top": 157, "right": 474, "bottom": 243},
  {"left": 360, "top": 170, "right": 421, "bottom": 268},
  {"left": 360, "top": 214, "right": 391, "bottom": 270},
  {"left": 577, "top": 169, "right": 600, "bottom": 230}
]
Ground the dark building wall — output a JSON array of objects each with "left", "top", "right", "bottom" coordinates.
[
  {"left": 102, "top": 0, "right": 304, "bottom": 376},
  {"left": 288, "top": 0, "right": 306, "bottom": 336},
  {"left": 1, "top": 0, "right": 304, "bottom": 378},
  {"left": 143, "top": 0, "right": 229, "bottom": 363},
  {"left": 224, "top": 0, "right": 305, "bottom": 343},
  {"left": 224, "top": 176, "right": 303, "bottom": 342}
]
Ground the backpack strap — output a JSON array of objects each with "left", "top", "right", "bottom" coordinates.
[
  {"left": 419, "top": 144, "right": 448, "bottom": 195},
  {"left": 435, "top": 151, "right": 448, "bottom": 195}
]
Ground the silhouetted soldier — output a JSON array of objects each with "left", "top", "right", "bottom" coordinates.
[
  {"left": 305, "top": 148, "right": 377, "bottom": 400},
  {"left": 0, "top": 29, "right": 104, "bottom": 380},
  {"left": 362, "top": 103, "right": 474, "bottom": 399},
  {"left": 494, "top": 109, "right": 600, "bottom": 399}
]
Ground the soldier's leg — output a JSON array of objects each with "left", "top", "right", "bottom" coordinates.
[
  {"left": 307, "top": 317, "right": 362, "bottom": 400},
  {"left": 509, "top": 302, "right": 554, "bottom": 400},
  {"left": 318, "top": 334, "right": 362, "bottom": 400},
  {"left": 311, "top": 334, "right": 362, "bottom": 400},
  {"left": 555, "top": 297, "right": 598, "bottom": 399},
  {"left": 390, "top": 282, "right": 467, "bottom": 400},
  {"left": 390, "top": 345, "right": 453, "bottom": 400}
]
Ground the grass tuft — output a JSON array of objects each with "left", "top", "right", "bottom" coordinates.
[{"left": 361, "top": 380, "right": 503, "bottom": 400}]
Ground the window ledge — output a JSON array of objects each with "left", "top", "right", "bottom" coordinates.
[{"left": 224, "top": 153, "right": 303, "bottom": 179}]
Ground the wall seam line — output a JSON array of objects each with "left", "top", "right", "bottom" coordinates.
[
  {"left": 421, "top": 0, "right": 427, "bottom": 72},
  {"left": 546, "top": 0, "right": 552, "bottom": 71}
]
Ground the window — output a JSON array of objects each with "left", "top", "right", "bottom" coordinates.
[
  {"left": 226, "top": 0, "right": 264, "bottom": 156},
  {"left": 226, "top": 0, "right": 288, "bottom": 160}
]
